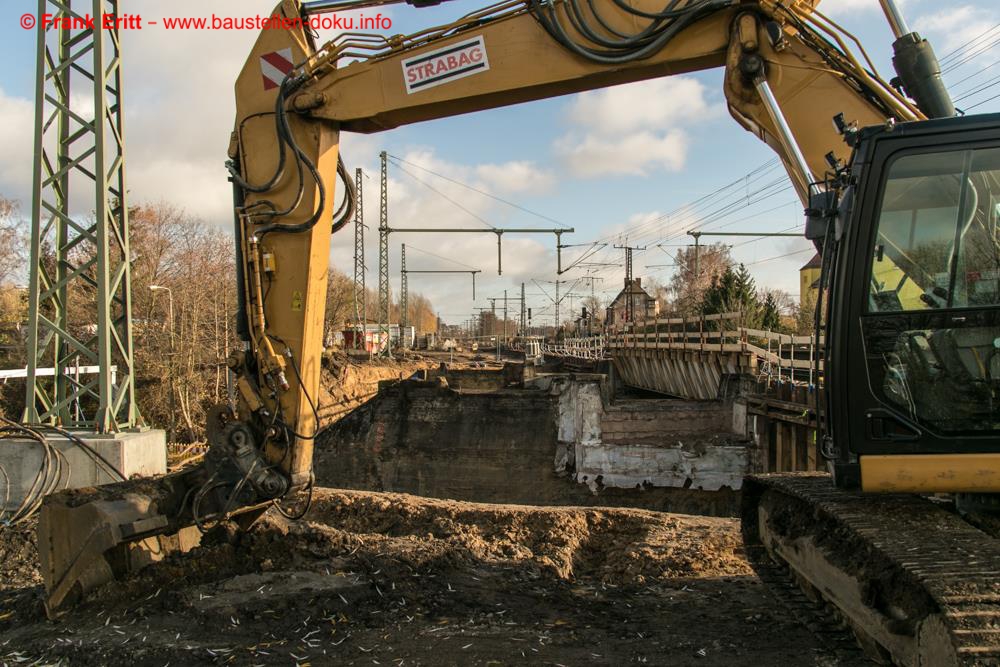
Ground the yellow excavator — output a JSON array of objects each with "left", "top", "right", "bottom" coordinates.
[{"left": 36, "top": 0, "right": 1000, "bottom": 663}]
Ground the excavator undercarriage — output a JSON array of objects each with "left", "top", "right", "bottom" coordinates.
[{"left": 744, "top": 475, "right": 1000, "bottom": 665}]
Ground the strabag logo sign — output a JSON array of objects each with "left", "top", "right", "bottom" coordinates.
[{"left": 402, "top": 36, "right": 489, "bottom": 94}]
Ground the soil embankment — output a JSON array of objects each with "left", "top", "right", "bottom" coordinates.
[{"left": 0, "top": 490, "right": 844, "bottom": 665}]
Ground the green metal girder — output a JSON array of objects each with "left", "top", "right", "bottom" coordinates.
[{"left": 25, "top": 0, "right": 139, "bottom": 431}]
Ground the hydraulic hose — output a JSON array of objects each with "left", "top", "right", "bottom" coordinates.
[{"left": 530, "top": 0, "right": 733, "bottom": 65}]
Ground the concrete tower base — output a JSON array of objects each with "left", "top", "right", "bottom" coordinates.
[{"left": 1, "top": 429, "right": 167, "bottom": 516}]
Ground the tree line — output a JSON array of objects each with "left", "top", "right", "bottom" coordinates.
[
  {"left": 665, "top": 242, "right": 812, "bottom": 333},
  {"left": 0, "top": 198, "right": 440, "bottom": 441}
]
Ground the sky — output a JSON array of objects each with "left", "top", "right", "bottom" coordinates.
[{"left": 1, "top": 0, "right": 998, "bottom": 328}]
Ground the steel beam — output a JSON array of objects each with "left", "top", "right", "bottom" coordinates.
[{"left": 383, "top": 226, "right": 573, "bottom": 275}]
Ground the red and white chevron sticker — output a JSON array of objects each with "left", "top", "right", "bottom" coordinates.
[{"left": 260, "top": 48, "right": 294, "bottom": 91}]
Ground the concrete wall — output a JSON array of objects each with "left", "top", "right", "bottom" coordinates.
[
  {"left": 558, "top": 383, "right": 749, "bottom": 493},
  {"left": 315, "top": 375, "right": 750, "bottom": 516}
]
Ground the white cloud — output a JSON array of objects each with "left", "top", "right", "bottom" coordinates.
[
  {"left": 568, "top": 78, "right": 710, "bottom": 134},
  {"left": 915, "top": 5, "right": 998, "bottom": 58},
  {"left": 474, "top": 161, "right": 555, "bottom": 195},
  {"left": 820, "top": 0, "right": 909, "bottom": 17},
  {"left": 0, "top": 88, "right": 33, "bottom": 202},
  {"left": 556, "top": 130, "right": 688, "bottom": 178},
  {"left": 555, "top": 77, "right": 711, "bottom": 178}
]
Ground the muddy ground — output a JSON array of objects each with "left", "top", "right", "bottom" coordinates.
[{"left": 1, "top": 490, "right": 849, "bottom": 666}]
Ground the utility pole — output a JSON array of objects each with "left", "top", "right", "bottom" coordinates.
[
  {"left": 486, "top": 294, "right": 524, "bottom": 339},
  {"left": 520, "top": 283, "right": 526, "bottom": 336},
  {"left": 555, "top": 281, "right": 560, "bottom": 334},
  {"left": 687, "top": 231, "right": 702, "bottom": 280},
  {"left": 613, "top": 244, "right": 646, "bottom": 323},
  {"left": 378, "top": 151, "right": 391, "bottom": 357},
  {"left": 399, "top": 244, "right": 408, "bottom": 349},
  {"left": 503, "top": 290, "right": 508, "bottom": 341},
  {"left": 575, "top": 276, "right": 603, "bottom": 335},
  {"left": 25, "top": 0, "right": 139, "bottom": 431},
  {"left": 353, "top": 167, "right": 366, "bottom": 349},
  {"left": 532, "top": 279, "right": 578, "bottom": 338}
]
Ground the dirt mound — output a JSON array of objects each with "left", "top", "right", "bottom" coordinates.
[
  {"left": 0, "top": 522, "right": 45, "bottom": 631},
  {"left": 0, "top": 490, "right": 840, "bottom": 666},
  {"left": 77, "top": 490, "right": 748, "bottom": 614},
  {"left": 301, "top": 490, "right": 750, "bottom": 583},
  {"left": 0, "top": 523, "right": 40, "bottom": 591}
]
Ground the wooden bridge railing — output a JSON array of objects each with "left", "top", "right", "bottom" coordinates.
[{"left": 606, "top": 312, "right": 824, "bottom": 386}]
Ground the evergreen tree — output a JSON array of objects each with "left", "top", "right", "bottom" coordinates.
[
  {"left": 761, "top": 291, "right": 781, "bottom": 330},
  {"left": 700, "top": 263, "right": 767, "bottom": 327}
]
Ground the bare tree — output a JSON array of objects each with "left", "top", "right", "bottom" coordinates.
[
  {"left": 794, "top": 289, "right": 818, "bottom": 335},
  {"left": 0, "top": 197, "right": 26, "bottom": 287},
  {"left": 667, "top": 242, "right": 733, "bottom": 316},
  {"left": 325, "top": 268, "right": 355, "bottom": 340},
  {"left": 129, "top": 203, "right": 236, "bottom": 441}
]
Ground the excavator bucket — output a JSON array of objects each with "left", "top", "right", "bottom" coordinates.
[{"left": 36, "top": 475, "right": 202, "bottom": 617}]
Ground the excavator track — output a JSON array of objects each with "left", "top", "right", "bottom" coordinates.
[
  {"left": 751, "top": 548, "right": 874, "bottom": 664},
  {"left": 742, "top": 473, "right": 1000, "bottom": 666}
]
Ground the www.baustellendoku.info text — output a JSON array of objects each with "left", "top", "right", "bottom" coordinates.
[{"left": 20, "top": 13, "right": 392, "bottom": 31}]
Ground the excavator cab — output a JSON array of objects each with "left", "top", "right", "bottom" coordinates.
[{"left": 824, "top": 112, "right": 1000, "bottom": 492}]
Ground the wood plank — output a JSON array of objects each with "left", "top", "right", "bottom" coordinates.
[
  {"left": 746, "top": 406, "right": 814, "bottom": 427},
  {"left": 795, "top": 424, "right": 808, "bottom": 471},
  {"left": 806, "top": 426, "right": 818, "bottom": 471},
  {"left": 774, "top": 421, "right": 786, "bottom": 472},
  {"left": 763, "top": 415, "right": 774, "bottom": 473}
]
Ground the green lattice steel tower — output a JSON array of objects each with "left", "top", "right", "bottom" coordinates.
[
  {"left": 352, "top": 168, "right": 366, "bottom": 349},
  {"left": 377, "top": 151, "right": 391, "bottom": 357},
  {"left": 399, "top": 244, "right": 408, "bottom": 348},
  {"left": 24, "top": 0, "right": 139, "bottom": 431}
]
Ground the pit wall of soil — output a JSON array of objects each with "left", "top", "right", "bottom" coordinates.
[
  {"left": 315, "top": 369, "right": 749, "bottom": 516},
  {"left": 318, "top": 354, "right": 516, "bottom": 424},
  {"left": 317, "top": 354, "right": 449, "bottom": 423}
]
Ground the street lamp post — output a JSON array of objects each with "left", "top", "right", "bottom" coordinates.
[{"left": 149, "top": 285, "right": 175, "bottom": 439}]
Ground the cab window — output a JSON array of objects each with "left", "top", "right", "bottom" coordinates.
[{"left": 868, "top": 147, "right": 1000, "bottom": 312}]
